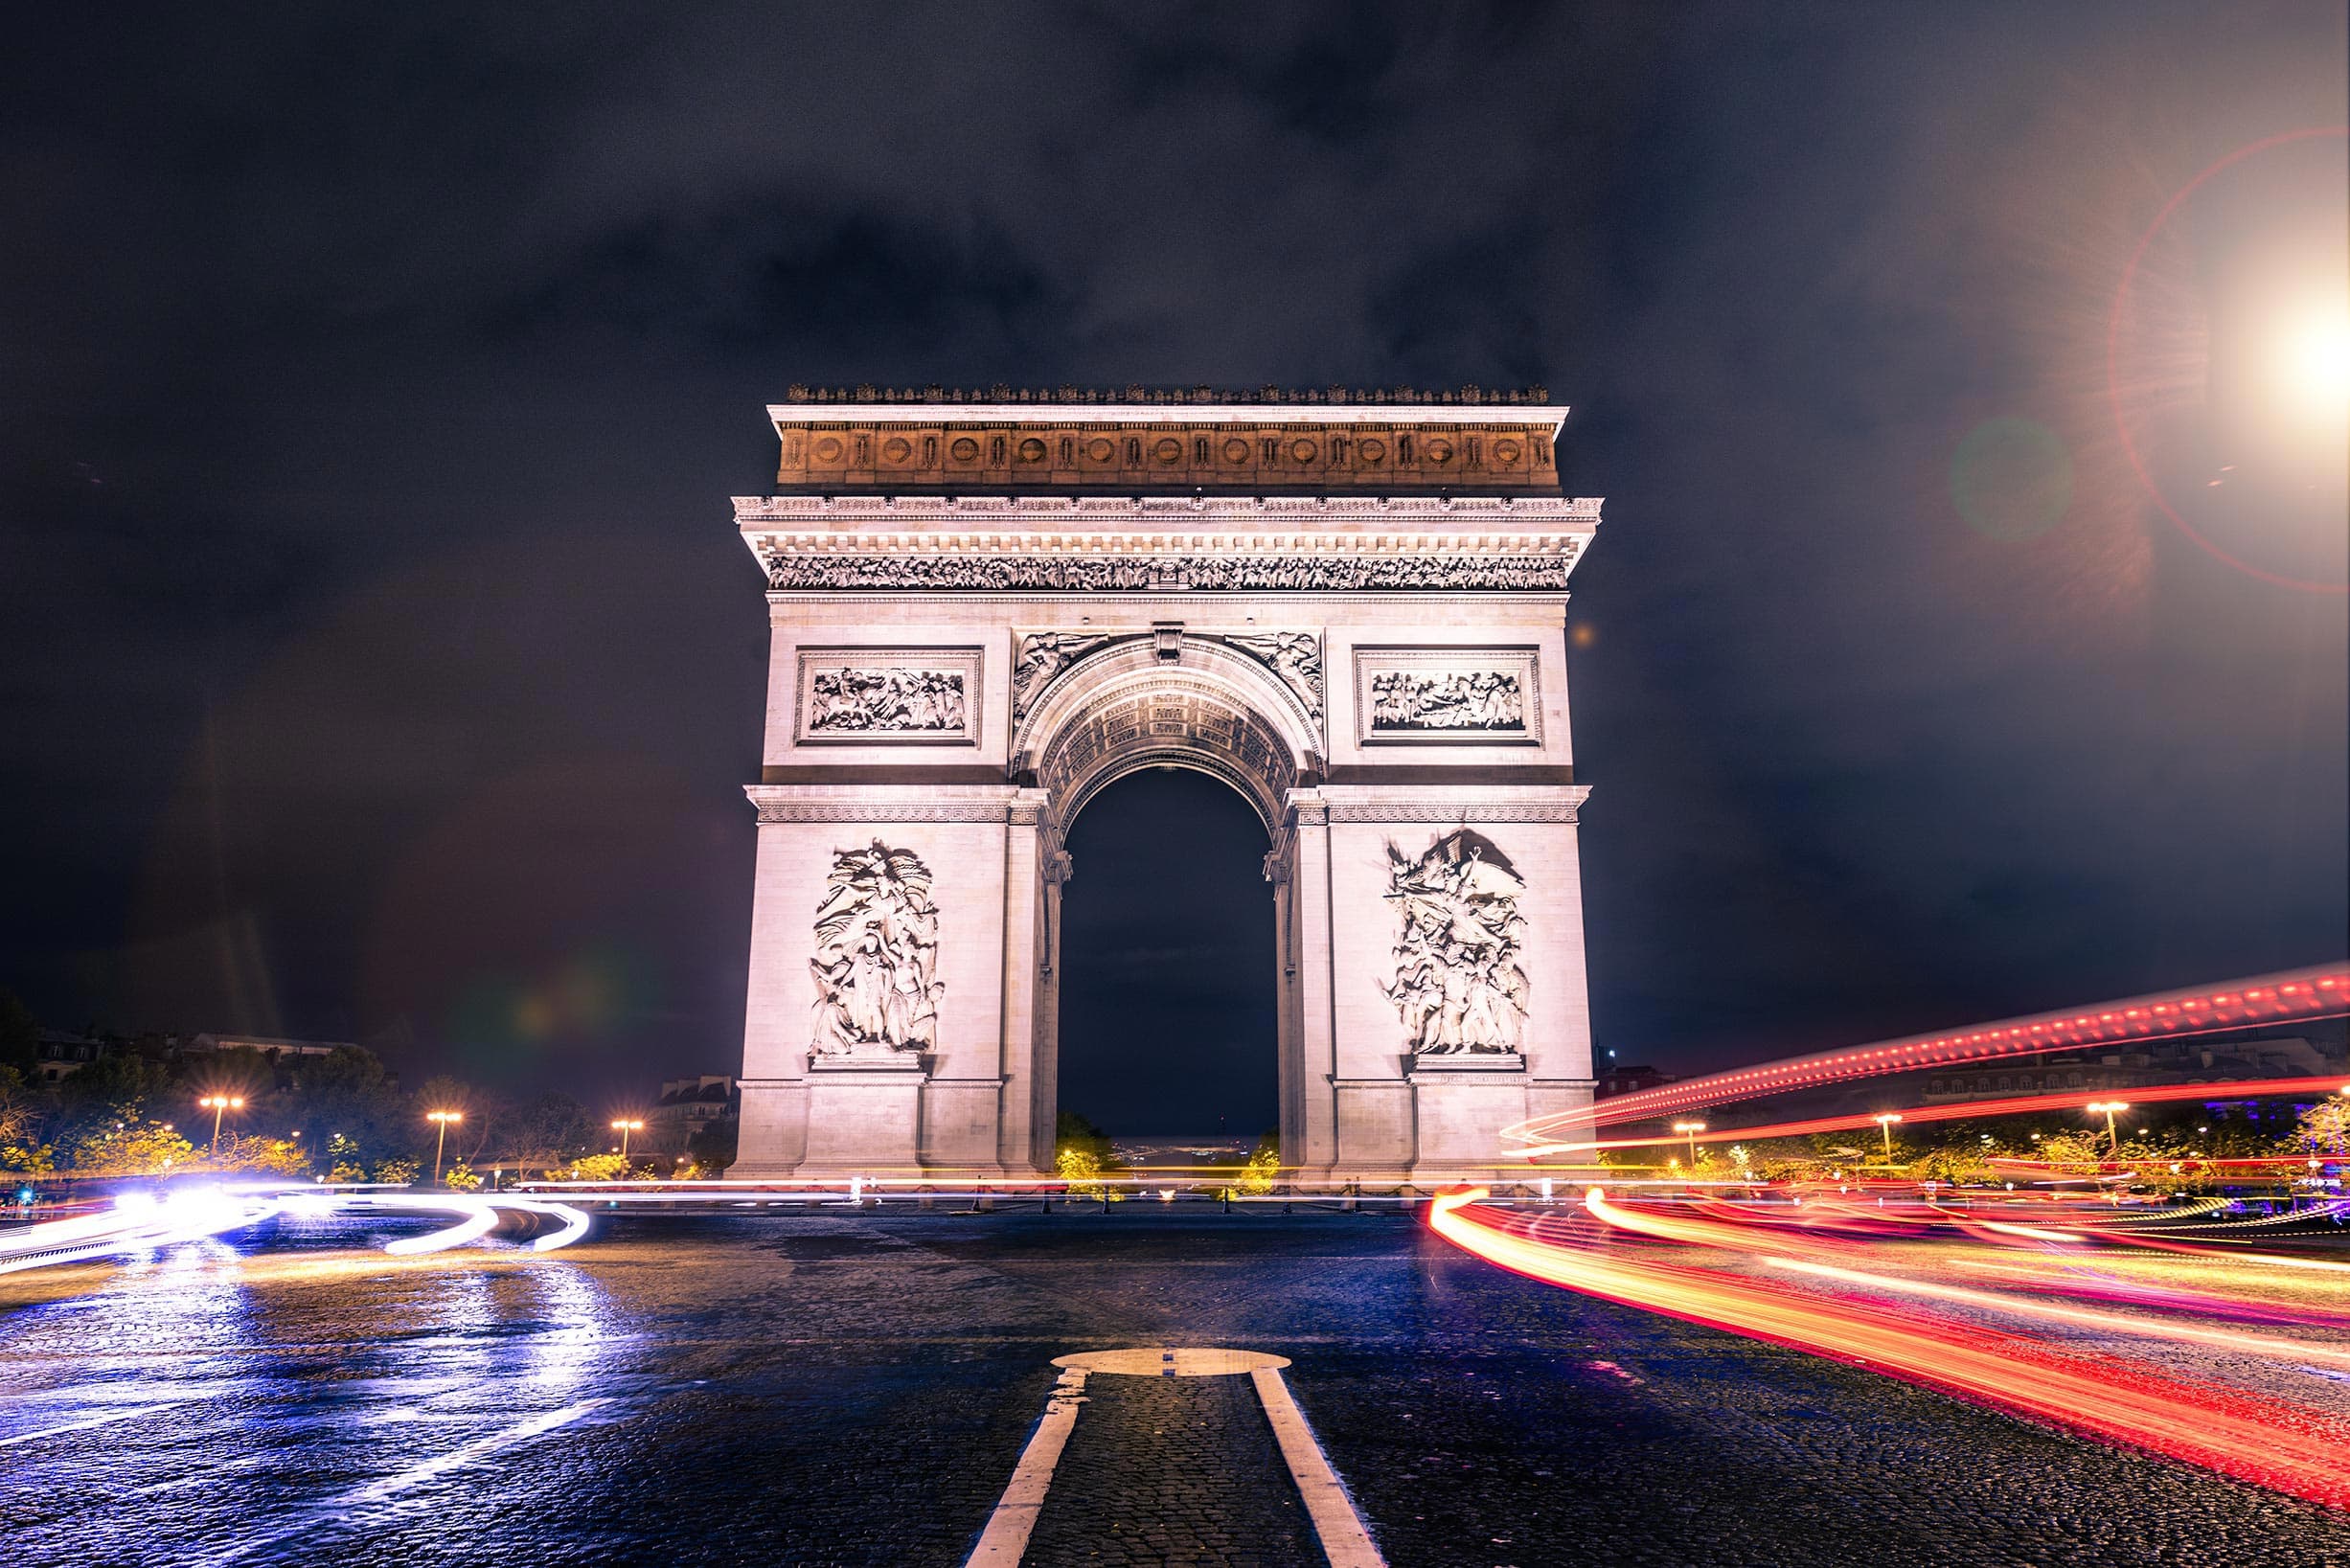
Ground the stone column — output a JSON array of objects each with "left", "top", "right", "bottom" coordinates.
[
  {"left": 995, "top": 790, "right": 1055, "bottom": 1174},
  {"left": 733, "top": 811, "right": 809, "bottom": 1176},
  {"left": 1284, "top": 790, "right": 1340, "bottom": 1171}
]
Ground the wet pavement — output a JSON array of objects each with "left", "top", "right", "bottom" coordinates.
[{"left": 4, "top": 1206, "right": 2348, "bottom": 1567}]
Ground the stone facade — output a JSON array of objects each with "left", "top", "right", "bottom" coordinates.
[{"left": 732, "top": 395, "right": 1601, "bottom": 1178}]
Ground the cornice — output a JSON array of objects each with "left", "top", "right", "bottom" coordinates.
[
  {"left": 769, "top": 402, "right": 1569, "bottom": 427},
  {"left": 736, "top": 493, "right": 1602, "bottom": 527}
]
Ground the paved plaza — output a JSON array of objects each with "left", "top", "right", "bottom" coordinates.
[{"left": 4, "top": 1210, "right": 2348, "bottom": 1568}]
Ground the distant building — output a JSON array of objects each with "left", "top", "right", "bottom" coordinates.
[
  {"left": 1596, "top": 1063, "right": 1679, "bottom": 1100},
  {"left": 1921, "top": 1034, "right": 2345, "bottom": 1120},
  {"left": 647, "top": 1076, "right": 737, "bottom": 1155},
  {"left": 186, "top": 1034, "right": 354, "bottom": 1063},
  {"left": 33, "top": 1028, "right": 104, "bottom": 1084}
]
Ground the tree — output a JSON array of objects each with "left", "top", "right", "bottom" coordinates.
[
  {"left": 2285, "top": 1098, "right": 2349, "bottom": 1158},
  {"left": 505, "top": 1091, "right": 592, "bottom": 1170}
]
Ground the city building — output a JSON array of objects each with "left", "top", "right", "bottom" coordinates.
[{"left": 647, "top": 1076, "right": 737, "bottom": 1155}]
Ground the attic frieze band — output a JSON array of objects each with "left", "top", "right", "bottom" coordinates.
[
  {"left": 760, "top": 554, "right": 1579, "bottom": 594},
  {"left": 735, "top": 493, "right": 1602, "bottom": 523}
]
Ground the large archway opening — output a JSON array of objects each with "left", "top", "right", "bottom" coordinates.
[{"left": 1056, "top": 766, "right": 1277, "bottom": 1161}]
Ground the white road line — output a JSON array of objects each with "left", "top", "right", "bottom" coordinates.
[
  {"left": 1251, "top": 1367, "right": 1387, "bottom": 1568},
  {"left": 0, "top": 1398, "right": 194, "bottom": 1446},
  {"left": 964, "top": 1368, "right": 1089, "bottom": 1566}
]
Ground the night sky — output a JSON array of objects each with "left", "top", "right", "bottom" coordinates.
[{"left": 3, "top": 6, "right": 2343, "bottom": 1127}]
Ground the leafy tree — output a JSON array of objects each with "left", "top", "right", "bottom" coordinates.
[
  {"left": 71, "top": 1116, "right": 196, "bottom": 1175},
  {"left": 0, "top": 1064, "right": 44, "bottom": 1146},
  {"left": 2286, "top": 1098, "right": 2349, "bottom": 1158},
  {"left": 444, "top": 1160, "right": 482, "bottom": 1192},
  {"left": 505, "top": 1091, "right": 592, "bottom": 1169},
  {"left": 288, "top": 1046, "right": 400, "bottom": 1163},
  {"left": 687, "top": 1117, "right": 738, "bottom": 1171},
  {"left": 371, "top": 1157, "right": 420, "bottom": 1186}
]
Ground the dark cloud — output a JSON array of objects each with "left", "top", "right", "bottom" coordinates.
[{"left": 1, "top": 3, "right": 2342, "bottom": 1116}]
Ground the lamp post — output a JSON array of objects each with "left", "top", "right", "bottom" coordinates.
[
  {"left": 1873, "top": 1113, "right": 1904, "bottom": 1159},
  {"left": 2086, "top": 1101, "right": 2129, "bottom": 1154},
  {"left": 197, "top": 1095, "right": 246, "bottom": 1155},
  {"left": 611, "top": 1119, "right": 644, "bottom": 1161},
  {"left": 1671, "top": 1121, "right": 1706, "bottom": 1168},
  {"left": 426, "top": 1110, "right": 463, "bottom": 1184}
]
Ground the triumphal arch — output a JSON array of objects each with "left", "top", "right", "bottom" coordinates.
[{"left": 730, "top": 386, "right": 1602, "bottom": 1179}]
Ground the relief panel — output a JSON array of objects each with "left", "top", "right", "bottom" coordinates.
[
  {"left": 1353, "top": 646, "right": 1541, "bottom": 745},
  {"left": 794, "top": 647, "right": 982, "bottom": 745}
]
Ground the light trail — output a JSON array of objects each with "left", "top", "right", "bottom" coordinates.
[
  {"left": 1427, "top": 1187, "right": 2350, "bottom": 1508},
  {"left": 1508, "top": 1075, "right": 2350, "bottom": 1157},
  {"left": 1505, "top": 964, "right": 2348, "bottom": 1144}
]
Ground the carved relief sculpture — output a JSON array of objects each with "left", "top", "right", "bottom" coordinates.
[
  {"left": 1380, "top": 829, "right": 1529, "bottom": 1056},
  {"left": 809, "top": 841, "right": 945, "bottom": 1057},
  {"left": 807, "top": 669, "right": 967, "bottom": 734},
  {"left": 1224, "top": 631, "right": 1324, "bottom": 723},
  {"left": 770, "top": 554, "right": 1575, "bottom": 595},
  {"left": 1014, "top": 631, "right": 1124, "bottom": 719},
  {"left": 1369, "top": 670, "right": 1523, "bottom": 731}
]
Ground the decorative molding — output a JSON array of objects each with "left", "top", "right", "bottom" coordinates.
[
  {"left": 735, "top": 491, "right": 1602, "bottom": 525},
  {"left": 809, "top": 842, "right": 944, "bottom": 1058},
  {"left": 750, "top": 795, "right": 1017, "bottom": 824},
  {"left": 794, "top": 647, "right": 981, "bottom": 745},
  {"left": 1323, "top": 799, "right": 1584, "bottom": 824},
  {"left": 764, "top": 554, "right": 1576, "bottom": 594},
  {"left": 1221, "top": 631, "right": 1324, "bottom": 725},
  {"left": 770, "top": 424, "right": 1556, "bottom": 493},
  {"left": 1354, "top": 647, "right": 1541, "bottom": 746},
  {"left": 1381, "top": 829, "right": 1529, "bottom": 1057},
  {"left": 772, "top": 384, "right": 1558, "bottom": 410}
]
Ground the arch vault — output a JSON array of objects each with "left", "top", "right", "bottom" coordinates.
[{"left": 730, "top": 387, "right": 1602, "bottom": 1179}]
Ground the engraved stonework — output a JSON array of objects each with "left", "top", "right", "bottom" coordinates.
[
  {"left": 1222, "top": 631, "right": 1324, "bottom": 723},
  {"left": 1353, "top": 647, "right": 1542, "bottom": 745},
  {"left": 1371, "top": 670, "right": 1521, "bottom": 731},
  {"left": 795, "top": 648, "right": 981, "bottom": 744},
  {"left": 766, "top": 554, "right": 1575, "bottom": 594},
  {"left": 809, "top": 841, "right": 945, "bottom": 1057},
  {"left": 809, "top": 670, "right": 966, "bottom": 733},
  {"left": 1380, "top": 829, "right": 1529, "bottom": 1056},
  {"left": 1015, "top": 631, "right": 1133, "bottom": 721}
]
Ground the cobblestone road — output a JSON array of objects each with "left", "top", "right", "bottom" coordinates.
[{"left": 3, "top": 1208, "right": 2347, "bottom": 1567}]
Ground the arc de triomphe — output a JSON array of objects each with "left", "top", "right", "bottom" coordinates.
[{"left": 730, "top": 388, "right": 1602, "bottom": 1179}]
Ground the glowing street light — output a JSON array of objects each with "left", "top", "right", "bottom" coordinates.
[
  {"left": 1670, "top": 1121, "right": 1706, "bottom": 1167},
  {"left": 196, "top": 1095, "right": 245, "bottom": 1155},
  {"left": 425, "top": 1110, "right": 463, "bottom": 1184},
  {"left": 1873, "top": 1113, "right": 1903, "bottom": 1158},
  {"left": 611, "top": 1119, "right": 645, "bottom": 1161},
  {"left": 2087, "top": 1101, "right": 2130, "bottom": 1154}
]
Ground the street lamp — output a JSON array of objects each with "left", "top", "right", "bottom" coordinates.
[
  {"left": 1670, "top": 1121, "right": 1705, "bottom": 1168},
  {"left": 197, "top": 1095, "right": 245, "bottom": 1155},
  {"left": 1873, "top": 1113, "right": 1903, "bottom": 1159},
  {"left": 425, "top": 1110, "right": 463, "bottom": 1184},
  {"left": 611, "top": 1119, "right": 645, "bottom": 1161},
  {"left": 2087, "top": 1101, "right": 2130, "bottom": 1154}
]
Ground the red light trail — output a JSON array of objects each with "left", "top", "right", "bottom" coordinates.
[
  {"left": 1506, "top": 963, "right": 2349, "bottom": 1146},
  {"left": 1428, "top": 1187, "right": 2350, "bottom": 1509}
]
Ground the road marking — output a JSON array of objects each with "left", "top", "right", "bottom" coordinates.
[
  {"left": 1252, "top": 1366, "right": 1388, "bottom": 1568},
  {"left": 0, "top": 1398, "right": 194, "bottom": 1446},
  {"left": 968, "top": 1347, "right": 1384, "bottom": 1568},
  {"left": 964, "top": 1367, "right": 1088, "bottom": 1565}
]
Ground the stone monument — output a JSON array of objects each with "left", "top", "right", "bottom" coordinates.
[{"left": 730, "top": 386, "right": 1602, "bottom": 1179}]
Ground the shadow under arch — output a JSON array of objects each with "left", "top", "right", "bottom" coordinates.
[{"left": 1055, "top": 766, "right": 1278, "bottom": 1147}]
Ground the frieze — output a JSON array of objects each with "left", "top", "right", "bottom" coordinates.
[
  {"left": 765, "top": 555, "right": 1574, "bottom": 594},
  {"left": 794, "top": 648, "right": 982, "bottom": 746},
  {"left": 1353, "top": 647, "right": 1543, "bottom": 745},
  {"left": 1320, "top": 799, "right": 1586, "bottom": 824}
]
